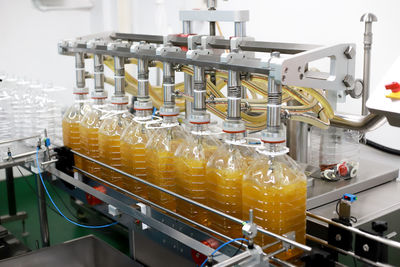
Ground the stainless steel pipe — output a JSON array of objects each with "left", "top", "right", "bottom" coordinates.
[{"left": 331, "top": 112, "right": 385, "bottom": 132}]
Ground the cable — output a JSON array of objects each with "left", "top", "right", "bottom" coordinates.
[
  {"left": 15, "top": 165, "right": 61, "bottom": 216},
  {"left": 366, "top": 139, "right": 400, "bottom": 156},
  {"left": 200, "top": 238, "right": 248, "bottom": 267},
  {"left": 35, "top": 148, "right": 118, "bottom": 229},
  {"left": 232, "top": 236, "right": 245, "bottom": 256}
]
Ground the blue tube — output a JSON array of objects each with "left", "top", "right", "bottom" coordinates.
[
  {"left": 200, "top": 238, "right": 248, "bottom": 267},
  {"left": 35, "top": 148, "right": 118, "bottom": 229}
]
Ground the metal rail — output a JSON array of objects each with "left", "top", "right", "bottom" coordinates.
[
  {"left": 0, "top": 135, "right": 40, "bottom": 145},
  {"left": 307, "top": 212, "right": 400, "bottom": 250},
  {"left": 72, "top": 166, "right": 246, "bottom": 248},
  {"left": 306, "top": 234, "right": 392, "bottom": 267},
  {"left": 70, "top": 149, "right": 311, "bottom": 252}
]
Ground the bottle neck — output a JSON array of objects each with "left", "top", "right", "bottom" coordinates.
[
  {"left": 225, "top": 132, "right": 245, "bottom": 142},
  {"left": 136, "top": 109, "right": 152, "bottom": 120},
  {"left": 190, "top": 123, "right": 210, "bottom": 133},
  {"left": 162, "top": 115, "right": 178, "bottom": 125},
  {"left": 262, "top": 142, "right": 285, "bottom": 153},
  {"left": 111, "top": 103, "right": 127, "bottom": 111},
  {"left": 93, "top": 98, "right": 106, "bottom": 106}
]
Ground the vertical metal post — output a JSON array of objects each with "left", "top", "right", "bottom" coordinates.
[
  {"left": 183, "top": 20, "right": 193, "bottom": 121},
  {"left": 36, "top": 173, "right": 50, "bottom": 247},
  {"left": 129, "top": 223, "right": 136, "bottom": 260},
  {"left": 287, "top": 101, "right": 308, "bottom": 163},
  {"left": 360, "top": 13, "right": 377, "bottom": 116},
  {"left": 5, "top": 167, "right": 16, "bottom": 216}
]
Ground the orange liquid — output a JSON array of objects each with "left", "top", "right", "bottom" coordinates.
[
  {"left": 120, "top": 123, "right": 150, "bottom": 199},
  {"left": 242, "top": 159, "right": 307, "bottom": 259},
  {"left": 176, "top": 158, "right": 209, "bottom": 225},
  {"left": 146, "top": 149, "right": 178, "bottom": 211},
  {"left": 62, "top": 121, "right": 83, "bottom": 169},
  {"left": 208, "top": 168, "right": 244, "bottom": 237},
  {"left": 98, "top": 112, "right": 133, "bottom": 188},
  {"left": 79, "top": 127, "right": 101, "bottom": 176}
]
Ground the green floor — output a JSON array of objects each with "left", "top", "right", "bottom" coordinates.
[{"left": 0, "top": 172, "right": 129, "bottom": 254}]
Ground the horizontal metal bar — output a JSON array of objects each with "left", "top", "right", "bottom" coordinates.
[
  {"left": 212, "top": 250, "right": 252, "bottom": 267},
  {"left": 110, "top": 32, "right": 164, "bottom": 44},
  {"left": 239, "top": 40, "right": 321, "bottom": 54},
  {"left": 72, "top": 166, "right": 245, "bottom": 247},
  {"left": 307, "top": 212, "right": 400, "bottom": 250},
  {"left": 2, "top": 149, "right": 45, "bottom": 161},
  {"left": 48, "top": 165, "right": 229, "bottom": 262},
  {"left": 71, "top": 149, "right": 311, "bottom": 252},
  {"left": 0, "top": 135, "right": 40, "bottom": 145},
  {"left": 306, "top": 234, "right": 392, "bottom": 267}
]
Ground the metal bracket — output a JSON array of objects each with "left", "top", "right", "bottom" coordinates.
[
  {"left": 267, "top": 43, "right": 356, "bottom": 91},
  {"left": 179, "top": 10, "right": 249, "bottom": 22}
]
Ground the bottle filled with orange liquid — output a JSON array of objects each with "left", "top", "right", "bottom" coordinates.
[
  {"left": 98, "top": 96, "right": 133, "bottom": 188},
  {"left": 242, "top": 126, "right": 307, "bottom": 260},
  {"left": 120, "top": 101, "right": 153, "bottom": 199},
  {"left": 175, "top": 115, "right": 221, "bottom": 226},
  {"left": 207, "top": 122, "right": 252, "bottom": 237},
  {"left": 79, "top": 91, "right": 108, "bottom": 177},
  {"left": 62, "top": 88, "right": 91, "bottom": 169},
  {"left": 145, "top": 108, "right": 187, "bottom": 212}
]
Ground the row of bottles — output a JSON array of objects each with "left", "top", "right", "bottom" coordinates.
[
  {"left": 62, "top": 96, "right": 306, "bottom": 258},
  {"left": 0, "top": 73, "right": 67, "bottom": 159}
]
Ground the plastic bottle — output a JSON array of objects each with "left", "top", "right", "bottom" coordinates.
[
  {"left": 175, "top": 122, "right": 220, "bottom": 225},
  {"left": 310, "top": 126, "right": 360, "bottom": 178},
  {"left": 145, "top": 111, "right": 187, "bottom": 211},
  {"left": 98, "top": 100, "right": 133, "bottom": 187},
  {"left": 207, "top": 129, "right": 252, "bottom": 237},
  {"left": 79, "top": 91, "right": 108, "bottom": 177},
  {"left": 62, "top": 88, "right": 91, "bottom": 169},
  {"left": 11, "top": 77, "right": 29, "bottom": 138},
  {"left": 120, "top": 101, "right": 153, "bottom": 199},
  {"left": 42, "top": 83, "right": 69, "bottom": 146},
  {"left": 242, "top": 126, "right": 307, "bottom": 259}
]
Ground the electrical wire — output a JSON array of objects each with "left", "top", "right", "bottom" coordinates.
[
  {"left": 35, "top": 148, "right": 118, "bottom": 229},
  {"left": 366, "top": 139, "right": 400, "bottom": 156},
  {"left": 200, "top": 238, "right": 248, "bottom": 267}
]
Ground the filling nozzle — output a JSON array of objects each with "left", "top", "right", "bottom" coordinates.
[
  {"left": 68, "top": 39, "right": 88, "bottom": 95},
  {"left": 107, "top": 41, "right": 130, "bottom": 107},
  {"left": 87, "top": 39, "right": 107, "bottom": 104},
  {"left": 156, "top": 45, "right": 181, "bottom": 118}
]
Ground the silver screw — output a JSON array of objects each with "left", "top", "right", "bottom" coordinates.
[
  {"left": 363, "top": 244, "right": 369, "bottom": 252},
  {"left": 335, "top": 234, "right": 342, "bottom": 241}
]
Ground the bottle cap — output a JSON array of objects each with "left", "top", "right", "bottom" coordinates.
[
  {"left": 134, "top": 100, "right": 153, "bottom": 111},
  {"left": 159, "top": 106, "right": 180, "bottom": 116},
  {"left": 111, "top": 95, "right": 129, "bottom": 105},
  {"left": 91, "top": 91, "right": 107, "bottom": 99},
  {"left": 73, "top": 87, "right": 89, "bottom": 95},
  {"left": 190, "top": 111, "right": 210, "bottom": 124}
]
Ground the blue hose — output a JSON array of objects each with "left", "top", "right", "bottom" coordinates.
[
  {"left": 35, "top": 148, "right": 118, "bottom": 229},
  {"left": 200, "top": 238, "right": 248, "bottom": 267}
]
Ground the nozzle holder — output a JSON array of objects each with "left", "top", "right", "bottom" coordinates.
[
  {"left": 91, "top": 90, "right": 108, "bottom": 99},
  {"left": 261, "top": 130, "right": 285, "bottom": 144},
  {"left": 223, "top": 120, "right": 246, "bottom": 133},
  {"left": 87, "top": 38, "right": 107, "bottom": 49},
  {"left": 190, "top": 111, "right": 210, "bottom": 124},
  {"left": 111, "top": 95, "right": 129, "bottom": 105},
  {"left": 73, "top": 86, "right": 89, "bottom": 95},
  {"left": 159, "top": 106, "right": 180, "bottom": 116},
  {"left": 134, "top": 100, "right": 153, "bottom": 111}
]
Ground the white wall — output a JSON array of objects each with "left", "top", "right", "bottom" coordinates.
[{"left": 1, "top": 0, "right": 399, "bottom": 148}]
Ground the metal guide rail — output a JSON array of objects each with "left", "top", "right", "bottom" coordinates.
[
  {"left": 40, "top": 148, "right": 308, "bottom": 266},
  {"left": 58, "top": 32, "right": 355, "bottom": 92}
]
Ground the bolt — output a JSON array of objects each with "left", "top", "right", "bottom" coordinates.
[
  {"left": 363, "top": 244, "right": 369, "bottom": 252},
  {"left": 344, "top": 46, "right": 355, "bottom": 59},
  {"left": 343, "top": 75, "right": 355, "bottom": 88},
  {"left": 335, "top": 234, "right": 342, "bottom": 241}
]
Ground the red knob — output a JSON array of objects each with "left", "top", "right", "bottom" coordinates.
[
  {"left": 338, "top": 163, "right": 348, "bottom": 177},
  {"left": 385, "top": 82, "right": 400, "bottom": 93}
]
